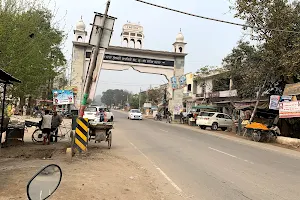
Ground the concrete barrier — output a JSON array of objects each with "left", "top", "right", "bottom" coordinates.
[{"left": 276, "top": 136, "right": 300, "bottom": 147}]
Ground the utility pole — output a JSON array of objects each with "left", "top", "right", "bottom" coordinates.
[
  {"left": 138, "top": 87, "right": 141, "bottom": 109},
  {"left": 78, "top": 0, "right": 111, "bottom": 117},
  {"left": 164, "top": 86, "right": 167, "bottom": 117}
]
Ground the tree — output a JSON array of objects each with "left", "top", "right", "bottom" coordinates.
[
  {"left": 231, "top": 0, "right": 300, "bottom": 93},
  {"left": 147, "top": 88, "right": 164, "bottom": 105},
  {"left": 128, "top": 94, "right": 139, "bottom": 109},
  {"left": 222, "top": 41, "right": 265, "bottom": 98},
  {"left": 0, "top": 0, "right": 66, "bottom": 103},
  {"left": 101, "top": 89, "right": 130, "bottom": 106}
]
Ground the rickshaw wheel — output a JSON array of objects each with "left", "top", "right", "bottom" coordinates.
[
  {"left": 252, "top": 130, "right": 261, "bottom": 142},
  {"left": 32, "top": 129, "right": 43, "bottom": 143},
  {"left": 265, "top": 131, "right": 275, "bottom": 143},
  {"left": 107, "top": 131, "right": 112, "bottom": 149}
]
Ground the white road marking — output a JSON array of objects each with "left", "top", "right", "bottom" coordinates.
[
  {"left": 159, "top": 129, "right": 168, "bottom": 133},
  {"left": 209, "top": 147, "right": 237, "bottom": 158},
  {"left": 244, "top": 159, "right": 255, "bottom": 164},
  {"left": 129, "top": 142, "right": 183, "bottom": 193},
  {"left": 209, "top": 147, "right": 254, "bottom": 164}
]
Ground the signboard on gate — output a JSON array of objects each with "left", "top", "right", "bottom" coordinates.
[{"left": 279, "top": 101, "right": 300, "bottom": 118}]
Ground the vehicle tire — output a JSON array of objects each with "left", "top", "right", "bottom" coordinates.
[
  {"left": 128, "top": 117, "right": 129, "bottom": 119},
  {"left": 32, "top": 129, "right": 43, "bottom": 143},
  {"left": 211, "top": 123, "right": 218, "bottom": 131},
  {"left": 200, "top": 126, "right": 206, "bottom": 130},
  {"left": 107, "top": 131, "right": 112, "bottom": 149},
  {"left": 221, "top": 127, "right": 227, "bottom": 131},
  {"left": 154, "top": 116, "right": 157, "bottom": 121},
  {"left": 252, "top": 130, "right": 261, "bottom": 142}
]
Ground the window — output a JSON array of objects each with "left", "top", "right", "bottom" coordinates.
[
  {"left": 123, "top": 32, "right": 129, "bottom": 35},
  {"left": 216, "top": 114, "right": 225, "bottom": 118},
  {"left": 131, "top": 109, "right": 141, "bottom": 113},
  {"left": 130, "top": 33, "right": 135, "bottom": 36},
  {"left": 77, "top": 36, "right": 83, "bottom": 42},
  {"left": 224, "top": 115, "right": 231, "bottom": 119},
  {"left": 85, "top": 52, "right": 91, "bottom": 59},
  {"left": 199, "top": 112, "right": 215, "bottom": 117},
  {"left": 85, "top": 107, "right": 97, "bottom": 112},
  {"left": 137, "top": 34, "right": 142, "bottom": 37},
  {"left": 187, "top": 84, "right": 192, "bottom": 92},
  {"left": 179, "top": 47, "right": 183, "bottom": 53}
]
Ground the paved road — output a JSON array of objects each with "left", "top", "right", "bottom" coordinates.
[{"left": 111, "top": 111, "right": 300, "bottom": 200}]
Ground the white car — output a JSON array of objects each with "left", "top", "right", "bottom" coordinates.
[
  {"left": 83, "top": 106, "right": 114, "bottom": 122},
  {"left": 196, "top": 112, "right": 233, "bottom": 131},
  {"left": 128, "top": 109, "right": 143, "bottom": 120}
]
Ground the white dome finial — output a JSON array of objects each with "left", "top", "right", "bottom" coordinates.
[
  {"left": 176, "top": 29, "right": 184, "bottom": 42},
  {"left": 76, "top": 17, "right": 86, "bottom": 31}
]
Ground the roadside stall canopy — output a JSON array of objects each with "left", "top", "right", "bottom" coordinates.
[
  {"left": 0, "top": 68, "right": 21, "bottom": 135},
  {"left": 0, "top": 69, "right": 21, "bottom": 84},
  {"left": 192, "top": 105, "right": 218, "bottom": 111},
  {"left": 233, "top": 100, "right": 269, "bottom": 110}
]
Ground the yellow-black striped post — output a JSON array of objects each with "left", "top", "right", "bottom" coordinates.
[{"left": 74, "top": 117, "right": 89, "bottom": 153}]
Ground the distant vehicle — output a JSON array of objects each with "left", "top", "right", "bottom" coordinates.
[
  {"left": 128, "top": 109, "right": 143, "bottom": 120},
  {"left": 83, "top": 106, "right": 114, "bottom": 122},
  {"left": 196, "top": 112, "right": 233, "bottom": 131}
]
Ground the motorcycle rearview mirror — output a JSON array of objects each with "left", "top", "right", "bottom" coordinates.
[{"left": 27, "top": 164, "right": 62, "bottom": 200}]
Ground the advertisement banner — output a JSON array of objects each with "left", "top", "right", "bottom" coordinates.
[
  {"left": 280, "top": 96, "right": 292, "bottom": 102},
  {"left": 52, "top": 90, "right": 74, "bottom": 105},
  {"left": 269, "top": 95, "right": 280, "bottom": 110},
  {"left": 279, "top": 101, "right": 300, "bottom": 118}
]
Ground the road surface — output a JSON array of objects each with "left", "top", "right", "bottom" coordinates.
[{"left": 111, "top": 111, "right": 300, "bottom": 200}]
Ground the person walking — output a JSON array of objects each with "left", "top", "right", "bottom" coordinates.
[
  {"left": 51, "top": 111, "right": 62, "bottom": 142},
  {"left": 41, "top": 110, "right": 52, "bottom": 145}
]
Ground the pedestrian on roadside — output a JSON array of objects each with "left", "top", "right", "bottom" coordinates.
[
  {"left": 41, "top": 110, "right": 52, "bottom": 145},
  {"left": 51, "top": 111, "right": 62, "bottom": 142}
]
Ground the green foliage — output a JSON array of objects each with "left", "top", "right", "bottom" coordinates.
[
  {"left": 128, "top": 94, "right": 140, "bottom": 109},
  {"left": 147, "top": 88, "right": 164, "bottom": 105},
  {"left": 223, "top": 41, "right": 265, "bottom": 98},
  {"left": 228, "top": 0, "right": 300, "bottom": 97},
  {"left": 101, "top": 89, "right": 130, "bottom": 106},
  {"left": 0, "top": 0, "right": 66, "bottom": 99}
]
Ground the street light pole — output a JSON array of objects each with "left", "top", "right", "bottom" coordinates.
[
  {"left": 78, "top": 0, "right": 111, "bottom": 117},
  {"left": 138, "top": 87, "right": 141, "bottom": 109}
]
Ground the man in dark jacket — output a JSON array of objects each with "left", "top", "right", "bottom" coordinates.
[{"left": 51, "top": 111, "right": 62, "bottom": 142}]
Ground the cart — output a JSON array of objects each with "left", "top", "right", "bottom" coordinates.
[
  {"left": 244, "top": 122, "right": 277, "bottom": 142},
  {"left": 88, "top": 122, "right": 113, "bottom": 149}
]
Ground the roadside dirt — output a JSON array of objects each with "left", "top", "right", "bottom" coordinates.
[
  {"left": 0, "top": 116, "right": 175, "bottom": 200},
  {"left": 0, "top": 143, "right": 170, "bottom": 200}
]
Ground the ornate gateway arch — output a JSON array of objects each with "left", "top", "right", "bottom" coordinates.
[{"left": 71, "top": 19, "right": 188, "bottom": 116}]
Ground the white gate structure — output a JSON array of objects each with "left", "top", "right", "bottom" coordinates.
[{"left": 71, "top": 19, "right": 188, "bottom": 116}]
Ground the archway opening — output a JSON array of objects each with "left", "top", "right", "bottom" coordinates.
[
  {"left": 129, "top": 39, "right": 135, "bottom": 48},
  {"left": 179, "top": 47, "right": 183, "bottom": 53},
  {"left": 96, "top": 67, "right": 169, "bottom": 110},
  {"left": 77, "top": 36, "right": 83, "bottom": 42},
  {"left": 122, "top": 38, "right": 128, "bottom": 47},
  {"left": 136, "top": 40, "right": 142, "bottom": 49}
]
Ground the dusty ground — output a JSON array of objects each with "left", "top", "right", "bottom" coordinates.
[
  {"left": 0, "top": 145, "right": 167, "bottom": 200},
  {"left": 0, "top": 117, "right": 171, "bottom": 200}
]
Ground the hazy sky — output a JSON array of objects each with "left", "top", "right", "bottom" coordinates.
[{"left": 52, "top": 0, "right": 244, "bottom": 95}]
